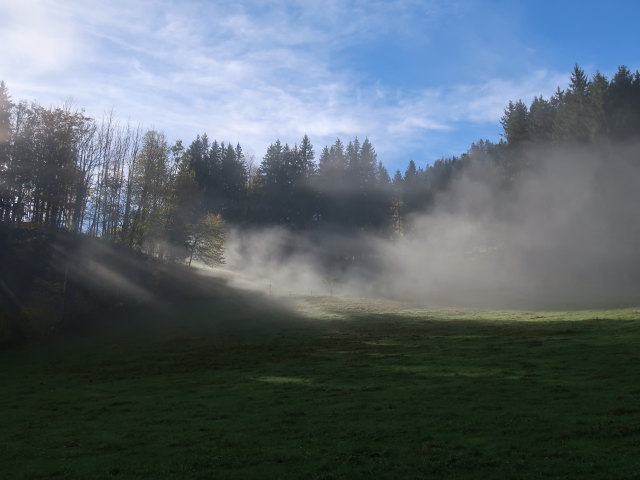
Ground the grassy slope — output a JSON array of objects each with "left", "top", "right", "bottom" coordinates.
[
  {"left": 0, "top": 223, "right": 264, "bottom": 345},
  {"left": 2, "top": 296, "right": 640, "bottom": 479}
]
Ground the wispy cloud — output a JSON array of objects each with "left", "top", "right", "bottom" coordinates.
[
  {"left": 0, "top": 0, "right": 83, "bottom": 75},
  {"left": 1, "top": 0, "right": 567, "bottom": 169}
]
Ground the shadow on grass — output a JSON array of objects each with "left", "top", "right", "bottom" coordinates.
[{"left": 2, "top": 297, "right": 640, "bottom": 479}]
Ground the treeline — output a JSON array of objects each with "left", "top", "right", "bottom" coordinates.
[
  {"left": 2, "top": 64, "right": 640, "bottom": 260},
  {"left": 0, "top": 93, "right": 224, "bottom": 264},
  {"left": 0, "top": 82, "right": 401, "bottom": 259},
  {"left": 377, "top": 64, "right": 640, "bottom": 224}
]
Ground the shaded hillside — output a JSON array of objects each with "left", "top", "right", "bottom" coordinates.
[{"left": 0, "top": 222, "right": 271, "bottom": 347}]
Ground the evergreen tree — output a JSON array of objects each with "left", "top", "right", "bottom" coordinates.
[
  {"left": 402, "top": 160, "right": 424, "bottom": 213},
  {"left": 376, "top": 161, "right": 391, "bottom": 186},
  {"left": 501, "top": 100, "right": 529, "bottom": 146},
  {"left": 220, "top": 142, "right": 247, "bottom": 220},
  {"left": 607, "top": 65, "right": 640, "bottom": 138},
  {"left": 528, "top": 96, "right": 555, "bottom": 142},
  {"left": 298, "top": 134, "right": 315, "bottom": 179},
  {"left": 255, "top": 140, "right": 287, "bottom": 223},
  {"left": 404, "top": 160, "right": 418, "bottom": 183},
  {"left": 259, "top": 139, "right": 285, "bottom": 188},
  {"left": 588, "top": 71, "right": 609, "bottom": 137},
  {"left": 392, "top": 169, "right": 403, "bottom": 186},
  {"left": 317, "top": 138, "right": 347, "bottom": 189},
  {"left": 166, "top": 150, "right": 204, "bottom": 260},
  {"left": 359, "top": 138, "right": 378, "bottom": 188},
  {"left": 554, "top": 64, "right": 594, "bottom": 142},
  {"left": 187, "top": 134, "right": 210, "bottom": 188},
  {"left": 346, "top": 137, "right": 362, "bottom": 186}
]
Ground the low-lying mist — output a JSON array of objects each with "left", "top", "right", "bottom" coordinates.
[{"left": 216, "top": 142, "right": 640, "bottom": 309}]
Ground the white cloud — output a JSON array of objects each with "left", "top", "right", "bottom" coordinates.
[
  {"left": 455, "top": 70, "right": 569, "bottom": 123},
  {"left": 0, "top": 0, "right": 82, "bottom": 75},
  {"left": 1, "top": 0, "right": 568, "bottom": 169}
]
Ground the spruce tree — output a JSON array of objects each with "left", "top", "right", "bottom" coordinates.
[{"left": 501, "top": 100, "right": 529, "bottom": 146}]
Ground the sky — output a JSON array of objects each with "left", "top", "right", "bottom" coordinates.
[{"left": 2, "top": 0, "right": 640, "bottom": 173}]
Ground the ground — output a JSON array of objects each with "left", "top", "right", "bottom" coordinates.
[{"left": 1, "top": 296, "right": 640, "bottom": 479}]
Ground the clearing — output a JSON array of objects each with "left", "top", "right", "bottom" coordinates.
[{"left": 2, "top": 296, "right": 640, "bottom": 479}]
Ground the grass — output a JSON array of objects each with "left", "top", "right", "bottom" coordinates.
[{"left": 2, "top": 295, "right": 640, "bottom": 479}]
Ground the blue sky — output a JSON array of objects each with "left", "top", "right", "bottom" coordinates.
[{"left": 2, "top": 0, "right": 639, "bottom": 173}]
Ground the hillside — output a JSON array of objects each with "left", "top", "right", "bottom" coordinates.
[{"left": 0, "top": 223, "right": 282, "bottom": 347}]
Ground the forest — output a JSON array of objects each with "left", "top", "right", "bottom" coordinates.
[
  {"left": 2, "top": 63, "right": 640, "bottom": 312},
  {"left": 2, "top": 64, "right": 639, "bottom": 267}
]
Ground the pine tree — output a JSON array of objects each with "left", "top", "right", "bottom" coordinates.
[
  {"left": 259, "top": 139, "right": 285, "bottom": 188},
  {"left": 607, "top": 65, "right": 640, "bottom": 138},
  {"left": 359, "top": 138, "right": 377, "bottom": 188},
  {"left": 528, "top": 96, "right": 555, "bottom": 142},
  {"left": 166, "top": 151, "right": 204, "bottom": 260},
  {"left": 187, "top": 134, "right": 210, "bottom": 188},
  {"left": 376, "top": 161, "right": 391, "bottom": 185},
  {"left": 404, "top": 160, "right": 418, "bottom": 183},
  {"left": 317, "top": 138, "right": 347, "bottom": 189},
  {"left": 220, "top": 142, "right": 247, "bottom": 220},
  {"left": 501, "top": 100, "right": 529, "bottom": 146},
  {"left": 554, "top": 64, "right": 594, "bottom": 142},
  {"left": 569, "top": 63, "right": 588, "bottom": 97},
  {"left": 588, "top": 71, "right": 609, "bottom": 137},
  {"left": 346, "top": 136, "right": 361, "bottom": 186},
  {"left": 299, "top": 134, "right": 315, "bottom": 180}
]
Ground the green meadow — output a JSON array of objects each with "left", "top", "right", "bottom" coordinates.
[{"left": 2, "top": 296, "right": 640, "bottom": 479}]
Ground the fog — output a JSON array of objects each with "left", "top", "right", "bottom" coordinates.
[{"left": 215, "top": 142, "right": 640, "bottom": 309}]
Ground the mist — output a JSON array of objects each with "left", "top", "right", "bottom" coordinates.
[{"left": 216, "top": 141, "right": 640, "bottom": 309}]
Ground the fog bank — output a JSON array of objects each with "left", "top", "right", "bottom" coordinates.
[{"left": 218, "top": 142, "right": 640, "bottom": 309}]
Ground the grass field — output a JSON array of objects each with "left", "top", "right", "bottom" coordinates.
[{"left": 2, "top": 296, "right": 640, "bottom": 479}]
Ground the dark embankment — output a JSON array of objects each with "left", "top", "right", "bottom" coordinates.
[{"left": 0, "top": 222, "right": 297, "bottom": 348}]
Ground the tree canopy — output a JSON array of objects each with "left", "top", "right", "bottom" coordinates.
[{"left": 3, "top": 64, "right": 640, "bottom": 264}]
